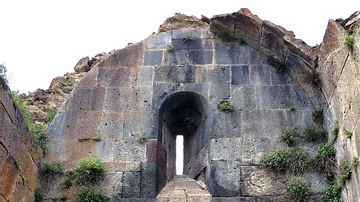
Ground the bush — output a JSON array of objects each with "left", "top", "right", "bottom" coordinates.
[
  {"left": 316, "top": 143, "right": 335, "bottom": 160},
  {"left": 166, "top": 43, "right": 174, "bottom": 52},
  {"left": 138, "top": 132, "right": 147, "bottom": 143},
  {"left": 34, "top": 188, "right": 44, "bottom": 202},
  {"left": 75, "top": 185, "right": 110, "bottom": 202},
  {"left": 284, "top": 177, "right": 311, "bottom": 201},
  {"left": 237, "top": 37, "right": 247, "bottom": 46},
  {"left": 322, "top": 181, "right": 342, "bottom": 202},
  {"left": 218, "top": 31, "right": 230, "bottom": 42},
  {"left": 43, "top": 162, "right": 63, "bottom": 179},
  {"left": 261, "top": 147, "right": 310, "bottom": 173},
  {"left": 279, "top": 126, "right": 298, "bottom": 146},
  {"left": 182, "top": 34, "right": 192, "bottom": 42},
  {"left": 337, "top": 159, "right": 352, "bottom": 185},
  {"left": 301, "top": 125, "right": 327, "bottom": 142},
  {"left": 45, "top": 110, "right": 57, "bottom": 124},
  {"left": 218, "top": 101, "right": 233, "bottom": 112},
  {"left": 74, "top": 156, "right": 105, "bottom": 185},
  {"left": 92, "top": 136, "right": 102, "bottom": 142},
  {"left": 60, "top": 173, "right": 73, "bottom": 189},
  {"left": 311, "top": 107, "right": 323, "bottom": 124},
  {"left": 344, "top": 130, "right": 352, "bottom": 139}
]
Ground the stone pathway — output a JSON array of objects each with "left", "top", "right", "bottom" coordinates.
[{"left": 156, "top": 175, "right": 212, "bottom": 202}]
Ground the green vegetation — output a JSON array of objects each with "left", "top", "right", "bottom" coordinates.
[
  {"left": 22, "top": 175, "right": 28, "bottom": 185},
  {"left": 0, "top": 63, "right": 9, "bottom": 84},
  {"left": 78, "top": 136, "right": 91, "bottom": 142},
  {"left": 316, "top": 143, "right": 336, "bottom": 160},
  {"left": 330, "top": 121, "right": 339, "bottom": 143},
  {"left": 311, "top": 107, "right": 323, "bottom": 124},
  {"left": 276, "top": 60, "right": 286, "bottom": 72},
  {"left": 138, "top": 132, "right": 148, "bottom": 143},
  {"left": 284, "top": 177, "right": 311, "bottom": 201},
  {"left": 322, "top": 180, "right": 342, "bottom": 202},
  {"left": 75, "top": 185, "right": 110, "bottom": 202},
  {"left": 237, "top": 37, "right": 247, "bottom": 46},
  {"left": 218, "top": 101, "right": 233, "bottom": 112},
  {"left": 182, "top": 34, "right": 192, "bottom": 42},
  {"left": 166, "top": 43, "right": 174, "bottom": 52},
  {"left": 301, "top": 125, "right": 327, "bottom": 142},
  {"left": 353, "top": 157, "right": 359, "bottom": 166},
  {"left": 45, "top": 110, "right": 57, "bottom": 124},
  {"left": 290, "top": 107, "right": 296, "bottom": 111},
  {"left": 43, "top": 162, "right": 63, "bottom": 179},
  {"left": 60, "top": 173, "right": 73, "bottom": 189},
  {"left": 342, "top": 26, "right": 358, "bottom": 48},
  {"left": 261, "top": 147, "right": 310, "bottom": 173},
  {"left": 59, "top": 192, "right": 67, "bottom": 201},
  {"left": 218, "top": 31, "right": 230, "bottom": 42},
  {"left": 92, "top": 136, "right": 102, "bottom": 142},
  {"left": 279, "top": 126, "right": 298, "bottom": 147},
  {"left": 16, "top": 158, "right": 23, "bottom": 167},
  {"left": 74, "top": 156, "right": 105, "bottom": 185},
  {"left": 344, "top": 130, "right": 352, "bottom": 139},
  {"left": 34, "top": 188, "right": 44, "bottom": 202},
  {"left": 12, "top": 91, "right": 49, "bottom": 151},
  {"left": 337, "top": 159, "right": 352, "bottom": 185}
]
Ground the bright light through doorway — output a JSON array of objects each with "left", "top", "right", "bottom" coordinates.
[{"left": 176, "top": 135, "right": 184, "bottom": 175}]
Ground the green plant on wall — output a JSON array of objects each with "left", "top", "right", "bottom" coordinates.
[
  {"left": 279, "top": 126, "right": 298, "bottom": 146},
  {"left": 342, "top": 26, "right": 358, "bottom": 48},
  {"left": 344, "top": 130, "right": 352, "bottom": 139},
  {"left": 182, "top": 34, "right": 192, "bottom": 42},
  {"left": 322, "top": 180, "right": 342, "bottom": 202},
  {"left": 74, "top": 156, "right": 105, "bottom": 185},
  {"left": 237, "top": 37, "right": 247, "bottom": 46},
  {"left": 218, "top": 31, "right": 230, "bottom": 42},
  {"left": 75, "top": 185, "right": 110, "bottom": 202},
  {"left": 138, "top": 132, "right": 148, "bottom": 143},
  {"left": 218, "top": 101, "right": 233, "bottom": 112},
  {"left": 337, "top": 159, "right": 352, "bottom": 185},
  {"left": 301, "top": 125, "right": 327, "bottom": 142},
  {"left": 45, "top": 110, "right": 57, "bottom": 124},
  {"left": 34, "top": 188, "right": 44, "bottom": 202},
  {"left": 42, "top": 162, "right": 63, "bottom": 179},
  {"left": 311, "top": 107, "right": 323, "bottom": 124},
  {"left": 166, "top": 43, "right": 174, "bottom": 52},
  {"left": 284, "top": 177, "right": 312, "bottom": 201}
]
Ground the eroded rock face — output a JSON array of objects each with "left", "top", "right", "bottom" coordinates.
[{"left": 0, "top": 77, "right": 41, "bottom": 202}]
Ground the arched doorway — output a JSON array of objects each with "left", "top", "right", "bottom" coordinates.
[{"left": 158, "top": 91, "right": 208, "bottom": 181}]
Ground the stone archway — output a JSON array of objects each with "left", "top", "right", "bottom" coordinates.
[{"left": 159, "top": 91, "right": 208, "bottom": 181}]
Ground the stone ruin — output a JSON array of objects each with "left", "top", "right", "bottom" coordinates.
[{"left": 0, "top": 8, "right": 360, "bottom": 201}]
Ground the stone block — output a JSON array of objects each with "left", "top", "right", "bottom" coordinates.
[
  {"left": 231, "top": 86, "right": 257, "bottom": 109},
  {"left": 172, "top": 29, "right": 214, "bottom": 40},
  {"left": 210, "top": 138, "right": 241, "bottom": 161},
  {"left": 241, "top": 166, "right": 286, "bottom": 196},
  {"left": 146, "top": 140, "right": 166, "bottom": 171},
  {"left": 144, "top": 51, "right": 163, "bottom": 66},
  {"left": 235, "top": 8, "right": 262, "bottom": 49},
  {"left": 137, "top": 66, "right": 154, "bottom": 86},
  {"left": 104, "top": 172, "right": 123, "bottom": 199},
  {"left": 249, "top": 65, "right": 271, "bottom": 85},
  {"left": 172, "top": 38, "right": 213, "bottom": 50},
  {"left": 63, "top": 87, "right": 105, "bottom": 111},
  {"left": 188, "top": 50, "right": 213, "bottom": 65},
  {"left": 96, "top": 110, "right": 124, "bottom": 139},
  {"left": 215, "top": 43, "right": 250, "bottom": 65},
  {"left": 231, "top": 65, "right": 249, "bottom": 85},
  {"left": 147, "top": 31, "right": 172, "bottom": 49},
  {"left": 260, "top": 21, "right": 287, "bottom": 58},
  {"left": 256, "top": 86, "right": 309, "bottom": 109},
  {"left": 116, "top": 199, "right": 156, "bottom": 202},
  {"left": 154, "top": 65, "right": 196, "bottom": 83},
  {"left": 183, "top": 144, "right": 208, "bottom": 178},
  {"left": 97, "top": 68, "right": 134, "bottom": 87},
  {"left": 270, "top": 67, "right": 296, "bottom": 85},
  {"left": 106, "top": 161, "right": 141, "bottom": 172},
  {"left": 76, "top": 67, "right": 98, "bottom": 88},
  {"left": 122, "top": 171, "right": 141, "bottom": 198},
  {"left": 207, "top": 160, "right": 241, "bottom": 197},
  {"left": 140, "top": 162, "right": 157, "bottom": 198},
  {"left": 210, "top": 110, "right": 241, "bottom": 138},
  {"left": 113, "top": 139, "right": 146, "bottom": 162}
]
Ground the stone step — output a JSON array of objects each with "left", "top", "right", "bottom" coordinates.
[{"left": 156, "top": 175, "right": 212, "bottom": 202}]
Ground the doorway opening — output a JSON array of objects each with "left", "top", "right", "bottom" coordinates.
[{"left": 176, "top": 135, "right": 184, "bottom": 175}]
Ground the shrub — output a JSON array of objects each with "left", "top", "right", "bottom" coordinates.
[
  {"left": 331, "top": 121, "right": 339, "bottom": 137},
  {"left": 59, "top": 192, "right": 67, "bottom": 201},
  {"left": 22, "top": 175, "right": 28, "bottom": 185},
  {"left": 237, "top": 37, "right": 247, "bottom": 46},
  {"left": 75, "top": 185, "right": 110, "bottom": 202},
  {"left": 311, "top": 107, "right": 323, "bottom": 124},
  {"left": 284, "top": 177, "right": 311, "bottom": 201},
  {"left": 218, "top": 31, "right": 230, "bottom": 42},
  {"left": 279, "top": 126, "right": 298, "bottom": 146},
  {"left": 60, "top": 173, "right": 73, "bottom": 189},
  {"left": 45, "top": 110, "right": 57, "bottom": 124},
  {"left": 78, "top": 136, "right": 91, "bottom": 142},
  {"left": 182, "top": 34, "right": 192, "bottom": 42},
  {"left": 276, "top": 60, "right": 286, "bottom": 72},
  {"left": 74, "top": 156, "right": 105, "bottom": 185},
  {"left": 342, "top": 27, "right": 358, "bottom": 48},
  {"left": 218, "top": 101, "right": 233, "bottom": 112},
  {"left": 34, "top": 188, "right": 44, "bottom": 202},
  {"left": 261, "top": 147, "right": 310, "bottom": 173},
  {"left": 353, "top": 157, "right": 359, "bottom": 166},
  {"left": 43, "top": 162, "right": 63, "bottom": 179},
  {"left": 92, "top": 136, "right": 102, "bottom": 142},
  {"left": 322, "top": 181, "right": 342, "bottom": 202},
  {"left": 316, "top": 143, "right": 336, "bottom": 160},
  {"left": 166, "top": 43, "right": 174, "bottom": 52},
  {"left": 138, "top": 132, "right": 148, "bottom": 143},
  {"left": 337, "top": 159, "right": 352, "bottom": 185},
  {"left": 344, "top": 130, "right": 352, "bottom": 139},
  {"left": 301, "top": 125, "right": 327, "bottom": 142}
]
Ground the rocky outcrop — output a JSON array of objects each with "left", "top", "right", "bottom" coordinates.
[{"left": 0, "top": 76, "right": 41, "bottom": 202}]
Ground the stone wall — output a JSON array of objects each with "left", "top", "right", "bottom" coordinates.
[
  {"left": 0, "top": 77, "right": 41, "bottom": 201},
  {"left": 319, "top": 14, "right": 360, "bottom": 201},
  {"left": 45, "top": 9, "right": 331, "bottom": 201}
]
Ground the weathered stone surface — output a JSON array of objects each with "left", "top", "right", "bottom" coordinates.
[{"left": 74, "top": 56, "right": 90, "bottom": 73}]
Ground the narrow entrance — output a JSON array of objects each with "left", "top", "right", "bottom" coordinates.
[{"left": 176, "top": 135, "right": 184, "bottom": 175}]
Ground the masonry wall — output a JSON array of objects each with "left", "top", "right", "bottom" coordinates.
[
  {"left": 46, "top": 11, "right": 328, "bottom": 200},
  {"left": 0, "top": 77, "right": 41, "bottom": 202}
]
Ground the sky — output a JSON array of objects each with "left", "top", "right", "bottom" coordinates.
[{"left": 0, "top": 0, "right": 359, "bottom": 93}]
